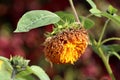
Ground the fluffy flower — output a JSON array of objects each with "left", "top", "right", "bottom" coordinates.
[{"left": 44, "top": 28, "right": 88, "bottom": 64}]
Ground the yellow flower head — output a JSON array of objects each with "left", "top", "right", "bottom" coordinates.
[{"left": 44, "top": 28, "right": 88, "bottom": 64}]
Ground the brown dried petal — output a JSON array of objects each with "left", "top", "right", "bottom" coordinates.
[{"left": 44, "top": 28, "right": 88, "bottom": 64}]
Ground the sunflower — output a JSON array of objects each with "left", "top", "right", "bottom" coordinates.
[{"left": 44, "top": 28, "right": 88, "bottom": 64}]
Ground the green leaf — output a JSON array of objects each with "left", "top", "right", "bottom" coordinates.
[
  {"left": 16, "top": 75, "right": 35, "bottom": 80},
  {"left": 101, "top": 44, "right": 120, "bottom": 60},
  {"left": 101, "top": 12, "right": 120, "bottom": 25},
  {"left": 56, "top": 11, "right": 94, "bottom": 29},
  {"left": 107, "top": 5, "right": 118, "bottom": 15},
  {"left": 89, "top": 8, "right": 101, "bottom": 17},
  {"left": 86, "top": 0, "right": 101, "bottom": 17},
  {"left": 55, "top": 11, "right": 75, "bottom": 24},
  {"left": 0, "top": 56, "right": 12, "bottom": 70},
  {"left": 0, "top": 57, "right": 12, "bottom": 80},
  {"left": 16, "top": 67, "right": 33, "bottom": 77},
  {"left": 16, "top": 66, "right": 35, "bottom": 80},
  {"left": 86, "top": 0, "right": 97, "bottom": 8},
  {"left": 82, "top": 17, "right": 95, "bottom": 29},
  {"left": 30, "top": 65, "right": 50, "bottom": 80},
  {"left": 14, "top": 10, "right": 60, "bottom": 32},
  {"left": 0, "top": 68, "right": 11, "bottom": 80},
  {"left": 102, "top": 44, "right": 120, "bottom": 53}
]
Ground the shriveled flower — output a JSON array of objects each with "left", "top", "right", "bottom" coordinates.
[{"left": 44, "top": 28, "right": 88, "bottom": 64}]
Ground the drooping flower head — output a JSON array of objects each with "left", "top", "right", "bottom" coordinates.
[{"left": 44, "top": 27, "right": 88, "bottom": 64}]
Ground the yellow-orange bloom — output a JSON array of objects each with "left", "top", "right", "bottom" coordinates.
[{"left": 44, "top": 28, "right": 88, "bottom": 64}]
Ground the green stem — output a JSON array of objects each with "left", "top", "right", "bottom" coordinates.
[
  {"left": 68, "top": 0, "right": 83, "bottom": 27},
  {"left": 11, "top": 69, "right": 16, "bottom": 80},
  {"left": 96, "top": 19, "right": 116, "bottom": 79},
  {"left": 101, "top": 37, "right": 120, "bottom": 45},
  {"left": 93, "top": 39, "right": 115, "bottom": 79},
  {"left": 86, "top": 13, "right": 94, "bottom": 18},
  {"left": 98, "top": 19, "right": 110, "bottom": 46},
  {"left": 98, "top": 47, "right": 116, "bottom": 80}
]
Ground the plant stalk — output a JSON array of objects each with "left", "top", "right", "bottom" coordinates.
[
  {"left": 97, "top": 19, "right": 116, "bottom": 80},
  {"left": 98, "top": 47, "right": 115, "bottom": 80},
  {"left": 101, "top": 37, "right": 120, "bottom": 45},
  {"left": 93, "top": 39, "right": 115, "bottom": 80},
  {"left": 98, "top": 19, "right": 110, "bottom": 46},
  {"left": 11, "top": 69, "right": 16, "bottom": 80},
  {"left": 69, "top": 0, "right": 83, "bottom": 27}
]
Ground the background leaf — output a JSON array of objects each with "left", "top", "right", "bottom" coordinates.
[
  {"left": 86, "top": 0, "right": 97, "bottom": 8},
  {"left": 86, "top": 0, "right": 101, "bottom": 17},
  {"left": 55, "top": 11, "right": 75, "bottom": 24},
  {"left": 16, "top": 75, "right": 35, "bottom": 80},
  {"left": 56, "top": 11, "right": 94, "bottom": 29},
  {"left": 101, "top": 44, "right": 120, "bottom": 60},
  {"left": 82, "top": 17, "right": 95, "bottom": 29},
  {"left": 30, "top": 65, "right": 50, "bottom": 80},
  {"left": 14, "top": 10, "right": 60, "bottom": 32},
  {"left": 102, "top": 44, "right": 120, "bottom": 53},
  {"left": 101, "top": 12, "right": 120, "bottom": 25},
  {"left": 0, "top": 56, "right": 12, "bottom": 71},
  {"left": 89, "top": 8, "right": 101, "bottom": 17},
  {"left": 0, "top": 57, "right": 12, "bottom": 80},
  {"left": 107, "top": 5, "right": 117, "bottom": 15},
  {"left": 16, "top": 67, "right": 33, "bottom": 77}
]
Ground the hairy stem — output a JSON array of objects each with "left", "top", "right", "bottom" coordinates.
[
  {"left": 98, "top": 47, "right": 116, "bottom": 80},
  {"left": 96, "top": 19, "right": 116, "bottom": 79},
  {"left": 98, "top": 19, "right": 110, "bottom": 46},
  {"left": 69, "top": 0, "right": 83, "bottom": 27},
  {"left": 11, "top": 69, "right": 16, "bottom": 80}
]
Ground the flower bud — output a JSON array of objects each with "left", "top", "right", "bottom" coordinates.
[{"left": 10, "top": 56, "right": 30, "bottom": 72}]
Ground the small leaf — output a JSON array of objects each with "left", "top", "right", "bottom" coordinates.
[
  {"left": 86, "top": 0, "right": 101, "bottom": 17},
  {"left": 82, "top": 17, "right": 95, "bottom": 29},
  {"left": 101, "top": 44, "right": 120, "bottom": 60},
  {"left": 107, "top": 5, "right": 118, "bottom": 15},
  {"left": 55, "top": 11, "right": 75, "bottom": 24},
  {"left": 56, "top": 11, "right": 94, "bottom": 29},
  {"left": 16, "top": 75, "right": 35, "bottom": 80},
  {"left": 86, "top": 0, "right": 97, "bottom": 9},
  {"left": 102, "top": 44, "right": 120, "bottom": 52},
  {"left": 30, "top": 65, "right": 50, "bottom": 80},
  {"left": 14, "top": 10, "right": 60, "bottom": 32},
  {"left": 101, "top": 12, "right": 120, "bottom": 25},
  {"left": 16, "top": 67, "right": 33, "bottom": 77},
  {"left": 15, "top": 78, "right": 27, "bottom": 80},
  {"left": 16, "top": 67, "right": 35, "bottom": 80},
  {"left": 89, "top": 8, "right": 101, "bottom": 17}
]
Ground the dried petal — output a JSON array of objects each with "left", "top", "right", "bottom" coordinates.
[{"left": 44, "top": 28, "right": 88, "bottom": 64}]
